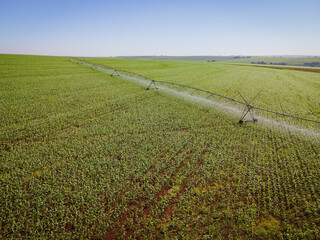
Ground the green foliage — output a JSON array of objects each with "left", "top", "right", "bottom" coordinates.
[
  {"left": 85, "top": 56, "right": 320, "bottom": 121},
  {"left": 255, "top": 216, "right": 281, "bottom": 239},
  {"left": 0, "top": 54, "right": 319, "bottom": 239},
  {"left": 167, "top": 185, "right": 180, "bottom": 198},
  {"left": 118, "top": 55, "right": 320, "bottom": 66}
]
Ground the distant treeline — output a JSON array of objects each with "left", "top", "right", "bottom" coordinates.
[
  {"left": 302, "top": 62, "right": 320, "bottom": 67},
  {"left": 206, "top": 56, "right": 251, "bottom": 62},
  {"left": 233, "top": 56, "right": 251, "bottom": 59},
  {"left": 251, "top": 61, "right": 320, "bottom": 67},
  {"left": 251, "top": 61, "right": 288, "bottom": 65}
]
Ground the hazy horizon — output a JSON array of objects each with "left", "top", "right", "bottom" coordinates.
[
  {"left": 2, "top": 53, "right": 320, "bottom": 58},
  {"left": 1, "top": 0, "right": 320, "bottom": 57}
]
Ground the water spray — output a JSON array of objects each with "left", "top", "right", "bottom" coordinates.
[{"left": 71, "top": 58, "right": 320, "bottom": 139}]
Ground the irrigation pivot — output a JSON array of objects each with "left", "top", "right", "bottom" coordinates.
[
  {"left": 146, "top": 80, "right": 158, "bottom": 90},
  {"left": 238, "top": 91, "right": 260, "bottom": 124},
  {"left": 71, "top": 58, "right": 320, "bottom": 127},
  {"left": 111, "top": 69, "right": 120, "bottom": 76}
]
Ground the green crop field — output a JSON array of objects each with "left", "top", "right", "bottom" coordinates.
[
  {"left": 83, "top": 57, "right": 320, "bottom": 122},
  {"left": 1, "top": 54, "right": 320, "bottom": 239},
  {"left": 119, "top": 56, "right": 320, "bottom": 66}
]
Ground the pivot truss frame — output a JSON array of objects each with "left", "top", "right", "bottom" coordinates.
[
  {"left": 238, "top": 91, "right": 260, "bottom": 124},
  {"left": 146, "top": 80, "right": 158, "bottom": 90},
  {"left": 71, "top": 58, "right": 320, "bottom": 125},
  {"left": 111, "top": 69, "right": 120, "bottom": 76}
]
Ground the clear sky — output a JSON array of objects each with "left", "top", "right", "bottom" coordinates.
[{"left": 0, "top": 0, "right": 319, "bottom": 56}]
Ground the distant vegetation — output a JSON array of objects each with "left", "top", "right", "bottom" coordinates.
[
  {"left": 252, "top": 61, "right": 288, "bottom": 65},
  {"left": 303, "top": 62, "right": 320, "bottom": 67},
  {"left": 251, "top": 61, "right": 320, "bottom": 67},
  {"left": 118, "top": 55, "right": 320, "bottom": 67},
  {"left": 233, "top": 56, "right": 251, "bottom": 59}
]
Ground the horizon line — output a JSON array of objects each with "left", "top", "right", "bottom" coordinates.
[{"left": 1, "top": 53, "right": 320, "bottom": 58}]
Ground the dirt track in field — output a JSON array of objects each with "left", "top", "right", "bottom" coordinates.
[{"left": 240, "top": 64, "right": 320, "bottom": 73}]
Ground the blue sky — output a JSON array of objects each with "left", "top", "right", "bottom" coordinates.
[{"left": 0, "top": 0, "right": 319, "bottom": 56}]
